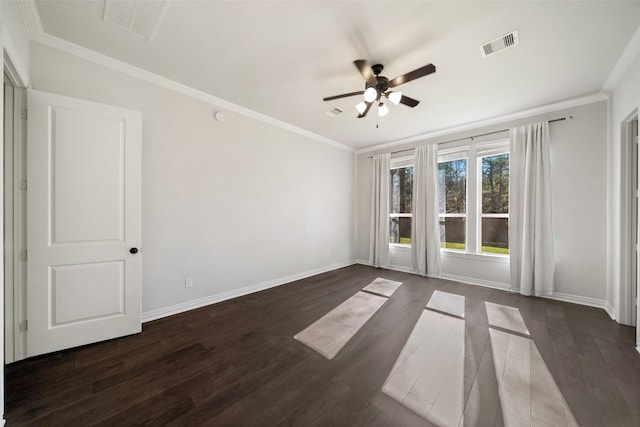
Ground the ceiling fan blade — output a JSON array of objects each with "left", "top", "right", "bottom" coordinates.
[
  {"left": 399, "top": 95, "right": 420, "bottom": 108},
  {"left": 357, "top": 101, "right": 373, "bottom": 118},
  {"left": 323, "top": 91, "right": 364, "bottom": 102},
  {"left": 389, "top": 64, "right": 436, "bottom": 87},
  {"left": 354, "top": 60, "right": 378, "bottom": 86}
]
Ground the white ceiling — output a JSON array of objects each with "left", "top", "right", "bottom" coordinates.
[{"left": 33, "top": 0, "right": 640, "bottom": 150}]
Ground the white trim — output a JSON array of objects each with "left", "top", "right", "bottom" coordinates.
[
  {"left": 356, "top": 93, "right": 608, "bottom": 154},
  {"left": 386, "top": 263, "right": 415, "bottom": 274},
  {"left": 354, "top": 258, "right": 415, "bottom": 274},
  {"left": 2, "top": 26, "right": 29, "bottom": 87},
  {"left": 354, "top": 259, "right": 616, "bottom": 318},
  {"left": 636, "top": 346, "right": 640, "bottom": 355},
  {"left": 16, "top": 0, "right": 43, "bottom": 40},
  {"left": 439, "top": 273, "right": 510, "bottom": 291},
  {"left": 605, "top": 300, "right": 617, "bottom": 321},
  {"left": 17, "top": 0, "right": 352, "bottom": 153},
  {"left": 544, "top": 292, "right": 612, "bottom": 316},
  {"left": 142, "top": 260, "right": 356, "bottom": 322},
  {"left": 603, "top": 24, "right": 640, "bottom": 93}
]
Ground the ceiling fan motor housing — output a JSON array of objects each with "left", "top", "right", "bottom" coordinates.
[{"left": 366, "top": 64, "right": 391, "bottom": 99}]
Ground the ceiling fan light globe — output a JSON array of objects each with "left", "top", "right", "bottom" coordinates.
[
  {"left": 378, "top": 103, "right": 389, "bottom": 117},
  {"left": 388, "top": 91, "right": 402, "bottom": 105},
  {"left": 355, "top": 102, "right": 368, "bottom": 115},
  {"left": 364, "top": 87, "right": 378, "bottom": 102}
]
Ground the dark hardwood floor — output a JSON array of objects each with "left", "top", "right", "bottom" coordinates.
[{"left": 6, "top": 264, "right": 640, "bottom": 426}]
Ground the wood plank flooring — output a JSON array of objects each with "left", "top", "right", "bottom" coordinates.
[{"left": 6, "top": 264, "right": 640, "bottom": 426}]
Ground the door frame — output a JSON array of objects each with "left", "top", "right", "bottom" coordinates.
[
  {"left": 619, "top": 105, "right": 640, "bottom": 346},
  {"left": 3, "top": 43, "right": 28, "bottom": 363},
  {"left": 3, "top": 75, "right": 26, "bottom": 363}
]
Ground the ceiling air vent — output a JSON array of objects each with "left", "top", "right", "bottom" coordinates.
[
  {"left": 104, "top": 0, "right": 171, "bottom": 41},
  {"left": 480, "top": 30, "right": 519, "bottom": 57},
  {"left": 325, "top": 107, "right": 344, "bottom": 117}
]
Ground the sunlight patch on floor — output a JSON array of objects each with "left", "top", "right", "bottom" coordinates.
[
  {"left": 382, "top": 291, "right": 466, "bottom": 427},
  {"left": 488, "top": 304, "right": 578, "bottom": 427}
]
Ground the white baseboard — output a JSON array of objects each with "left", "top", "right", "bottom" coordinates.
[
  {"left": 543, "top": 291, "right": 611, "bottom": 314},
  {"left": 439, "top": 273, "right": 510, "bottom": 291},
  {"left": 387, "top": 263, "right": 415, "bottom": 274},
  {"left": 355, "top": 260, "right": 615, "bottom": 316},
  {"left": 354, "top": 259, "right": 415, "bottom": 274},
  {"left": 142, "top": 260, "right": 356, "bottom": 322},
  {"left": 604, "top": 300, "right": 617, "bottom": 321}
]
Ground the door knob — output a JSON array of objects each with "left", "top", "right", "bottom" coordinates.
[{"left": 130, "top": 247, "right": 139, "bottom": 254}]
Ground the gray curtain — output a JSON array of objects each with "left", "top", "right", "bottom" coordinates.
[
  {"left": 509, "top": 121, "right": 555, "bottom": 296},
  {"left": 369, "top": 153, "right": 390, "bottom": 268},
  {"left": 411, "top": 145, "right": 441, "bottom": 276}
]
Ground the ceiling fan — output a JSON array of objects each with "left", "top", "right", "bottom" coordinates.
[{"left": 323, "top": 59, "right": 436, "bottom": 119}]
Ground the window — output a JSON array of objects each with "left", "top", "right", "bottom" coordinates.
[
  {"left": 438, "top": 141, "right": 509, "bottom": 255},
  {"left": 438, "top": 156, "right": 467, "bottom": 251},
  {"left": 480, "top": 152, "right": 509, "bottom": 254},
  {"left": 389, "top": 158, "right": 413, "bottom": 245}
]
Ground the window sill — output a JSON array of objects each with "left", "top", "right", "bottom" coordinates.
[{"left": 440, "top": 249, "right": 509, "bottom": 263}]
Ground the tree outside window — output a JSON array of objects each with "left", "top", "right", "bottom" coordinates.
[
  {"left": 438, "top": 159, "right": 467, "bottom": 250},
  {"left": 389, "top": 166, "right": 413, "bottom": 245},
  {"left": 481, "top": 153, "right": 509, "bottom": 254}
]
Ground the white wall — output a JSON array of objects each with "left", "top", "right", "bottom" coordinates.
[
  {"left": 608, "top": 47, "right": 640, "bottom": 324},
  {"left": 29, "top": 42, "right": 355, "bottom": 316},
  {"left": 356, "top": 100, "right": 609, "bottom": 305}
]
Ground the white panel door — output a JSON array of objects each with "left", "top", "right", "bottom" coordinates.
[{"left": 26, "top": 89, "right": 142, "bottom": 357}]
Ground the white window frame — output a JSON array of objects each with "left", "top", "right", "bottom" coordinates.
[
  {"left": 476, "top": 141, "right": 510, "bottom": 256},
  {"left": 389, "top": 156, "right": 414, "bottom": 248},
  {"left": 438, "top": 139, "right": 510, "bottom": 258}
]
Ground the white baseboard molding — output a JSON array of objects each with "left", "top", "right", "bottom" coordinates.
[
  {"left": 354, "top": 259, "right": 415, "bottom": 275},
  {"left": 354, "top": 260, "right": 616, "bottom": 316},
  {"left": 604, "top": 301, "right": 617, "bottom": 321},
  {"left": 543, "top": 291, "right": 611, "bottom": 314},
  {"left": 387, "top": 263, "right": 415, "bottom": 274},
  {"left": 439, "top": 273, "right": 511, "bottom": 291},
  {"left": 142, "top": 260, "right": 356, "bottom": 322}
]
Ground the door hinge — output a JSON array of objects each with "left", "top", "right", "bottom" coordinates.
[
  {"left": 634, "top": 298, "right": 638, "bottom": 307},
  {"left": 20, "top": 320, "right": 28, "bottom": 331},
  {"left": 21, "top": 109, "right": 27, "bottom": 120},
  {"left": 20, "top": 250, "right": 27, "bottom": 261},
  {"left": 20, "top": 179, "right": 27, "bottom": 191}
]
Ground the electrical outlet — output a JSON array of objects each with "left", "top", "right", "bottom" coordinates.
[{"left": 185, "top": 278, "right": 193, "bottom": 288}]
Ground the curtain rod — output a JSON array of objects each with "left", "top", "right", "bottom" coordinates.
[{"left": 368, "top": 115, "right": 573, "bottom": 158}]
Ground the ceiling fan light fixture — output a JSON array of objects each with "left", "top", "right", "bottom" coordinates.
[
  {"left": 388, "top": 91, "right": 402, "bottom": 105},
  {"left": 355, "top": 101, "right": 368, "bottom": 115},
  {"left": 378, "top": 102, "right": 389, "bottom": 117},
  {"left": 364, "top": 87, "right": 378, "bottom": 102}
]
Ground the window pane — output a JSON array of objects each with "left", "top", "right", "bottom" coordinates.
[
  {"left": 481, "top": 154, "right": 509, "bottom": 214},
  {"left": 390, "top": 217, "right": 412, "bottom": 245},
  {"left": 390, "top": 167, "right": 413, "bottom": 214},
  {"left": 438, "top": 159, "right": 467, "bottom": 214},
  {"left": 481, "top": 217, "right": 509, "bottom": 254},
  {"left": 440, "top": 217, "right": 466, "bottom": 250}
]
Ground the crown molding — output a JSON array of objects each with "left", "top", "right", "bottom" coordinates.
[
  {"left": 16, "top": 0, "right": 43, "bottom": 40},
  {"left": 602, "top": 23, "right": 640, "bottom": 93},
  {"left": 16, "top": 0, "right": 353, "bottom": 153},
  {"left": 355, "top": 92, "right": 608, "bottom": 154}
]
